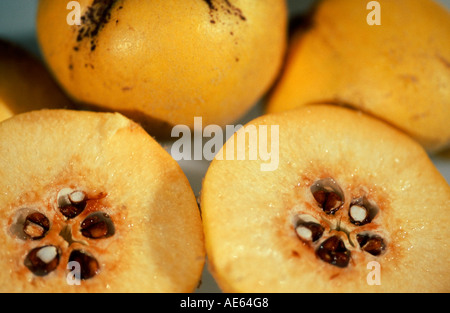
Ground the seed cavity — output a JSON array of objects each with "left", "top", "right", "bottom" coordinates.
[
  {"left": 310, "top": 178, "right": 344, "bottom": 215},
  {"left": 357, "top": 233, "right": 386, "bottom": 256},
  {"left": 349, "top": 197, "right": 379, "bottom": 226},
  {"left": 58, "top": 188, "right": 87, "bottom": 219},
  {"left": 294, "top": 177, "right": 388, "bottom": 269},
  {"left": 24, "top": 245, "right": 60, "bottom": 276},
  {"left": 12, "top": 187, "right": 115, "bottom": 280},
  {"left": 294, "top": 215, "right": 324, "bottom": 243},
  {"left": 80, "top": 212, "right": 115, "bottom": 239},
  {"left": 69, "top": 250, "right": 100, "bottom": 280},
  {"left": 23, "top": 212, "right": 50, "bottom": 240},
  {"left": 316, "top": 236, "right": 351, "bottom": 268}
]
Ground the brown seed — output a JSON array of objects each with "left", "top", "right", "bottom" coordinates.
[
  {"left": 59, "top": 204, "right": 86, "bottom": 219},
  {"left": 295, "top": 221, "right": 324, "bottom": 243},
  {"left": 58, "top": 189, "right": 87, "bottom": 219},
  {"left": 357, "top": 233, "right": 386, "bottom": 256},
  {"left": 69, "top": 250, "right": 100, "bottom": 280},
  {"left": 312, "top": 189, "right": 344, "bottom": 214},
  {"left": 24, "top": 245, "right": 60, "bottom": 276},
  {"left": 316, "top": 236, "right": 351, "bottom": 268},
  {"left": 310, "top": 179, "right": 344, "bottom": 215},
  {"left": 80, "top": 212, "right": 114, "bottom": 239},
  {"left": 23, "top": 212, "right": 50, "bottom": 240}
]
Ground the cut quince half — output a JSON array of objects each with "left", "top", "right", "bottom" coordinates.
[
  {"left": 201, "top": 105, "right": 450, "bottom": 292},
  {"left": 0, "top": 109, "right": 205, "bottom": 292}
]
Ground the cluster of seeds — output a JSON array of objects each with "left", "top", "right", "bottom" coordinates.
[
  {"left": 17, "top": 188, "right": 114, "bottom": 279},
  {"left": 294, "top": 178, "right": 386, "bottom": 268}
]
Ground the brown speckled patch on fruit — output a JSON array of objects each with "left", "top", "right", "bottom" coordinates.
[
  {"left": 202, "top": 0, "right": 246, "bottom": 24},
  {"left": 74, "top": 0, "right": 120, "bottom": 52}
]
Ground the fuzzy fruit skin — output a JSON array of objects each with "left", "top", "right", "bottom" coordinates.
[
  {"left": 266, "top": 0, "right": 450, "bottom": 152},
  {"left": 37, "top": 0, "right": 287, "bottom": 134},
  {"left": 0, "top": 39, "right": 72, "bottom": 122},
  {"left": 0, "top": 110, "right": 205, "bottom": 292},
  {"left": 201, "top": 105, "right": 450, "bottom": 293}
]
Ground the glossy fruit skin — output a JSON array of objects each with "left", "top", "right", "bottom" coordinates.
[
  {"left": 37, "top": 0, "right": 287, "bottom": 134},
  {"left": 0, "top": 39, "right": 72, "bottom": 122},
  {"left": 267, "top": 0, "right": 450, "bottom": 152}
]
